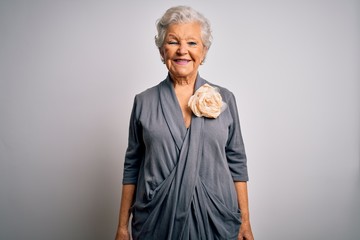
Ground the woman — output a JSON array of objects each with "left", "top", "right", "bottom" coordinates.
[{"left": 115, "top": 6, "right": 254, "bottom": 240}]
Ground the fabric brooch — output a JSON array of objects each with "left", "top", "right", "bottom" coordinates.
[{"left": 188, "top": 83, "right": 227, "bottom": 118}]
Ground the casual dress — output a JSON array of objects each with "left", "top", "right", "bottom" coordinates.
[{"left": 123, "top": 74, "right": 248, "bottom": 240}]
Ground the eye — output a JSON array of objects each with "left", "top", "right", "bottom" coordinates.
[
  {"left": 168, "top": 41, "right": 179, "bottom": 45},
  {"left": 188, "top": 41, "right": 197, "bottom": 46}
]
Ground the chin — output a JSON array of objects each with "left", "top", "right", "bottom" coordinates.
[{"left": 171, "top": 69, "right": 195, "bottom": 77}]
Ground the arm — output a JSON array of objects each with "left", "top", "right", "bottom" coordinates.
[
  {"left": 115, "top": 184, "right": 136, "bottom": 240},
  {"left": 234, "top": 181, "right": 254, "bottom": 240},
  {"left": 223, "top": 92, "right": 253, "bottom": 238},
  {"left": 116, "top": 96, "right": 143, "bottom": 239}
]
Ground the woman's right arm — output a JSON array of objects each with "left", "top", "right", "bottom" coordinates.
[
  {"left": 116, "top": 96, "right": 142, "bottom": 239},
  {"left": 115, "top": 184, "right": 136, "bottom": 240}
]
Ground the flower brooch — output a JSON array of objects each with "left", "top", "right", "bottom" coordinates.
[{"left": 188, "top": 83, "right": 227, "bottom": 118}]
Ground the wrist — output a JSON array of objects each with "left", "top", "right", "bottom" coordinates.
[
  {"left": 117, "top": 223, "right": 129, "bottom": 232},
  {"left": 240, "top": 212, "right": 250, "bottom": 221},
  {"left": 117, "top": 226, "right": 129, "bottom": 236}
]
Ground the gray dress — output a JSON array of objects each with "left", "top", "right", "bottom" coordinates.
[{"left": 123, "top": 74, "right": 248, "bottom": 240}]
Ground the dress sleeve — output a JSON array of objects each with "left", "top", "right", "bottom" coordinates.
[
  {"left": 122, "top": 95, "right": 144, "bottom": 184},
  {"left": 225, "top": 92, "right": 249, "bottom": 182}
]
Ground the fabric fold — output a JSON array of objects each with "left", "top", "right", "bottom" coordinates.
[{"left": 127, "top": 74, "right": 246, "bottom": 240}]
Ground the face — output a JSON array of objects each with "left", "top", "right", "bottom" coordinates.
[{"left": 160, "top": 22, "right": 208, "bottom": 81}]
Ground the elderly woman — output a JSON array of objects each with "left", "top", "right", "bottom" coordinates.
[{"left": 115, "top": 6, "right": 254, "bottom": 240}]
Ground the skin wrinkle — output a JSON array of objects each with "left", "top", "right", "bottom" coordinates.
[
  {"left": 116, "top": 8, "right": 253, "bottom": 239},
  {"left": 160, "top": 22, "right": 207, "bottom": 86}
]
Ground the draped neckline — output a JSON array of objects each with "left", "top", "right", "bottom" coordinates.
[{"left": 159, "top": 73, "right": 206, "bottom": 151}]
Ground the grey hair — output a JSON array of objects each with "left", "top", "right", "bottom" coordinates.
[{"left": 155, "top": 6, "right": 213, "bottom": 49}]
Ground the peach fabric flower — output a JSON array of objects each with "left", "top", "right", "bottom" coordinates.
[{"left": 188, "top": 83, "right": 227, "bottom": 118}]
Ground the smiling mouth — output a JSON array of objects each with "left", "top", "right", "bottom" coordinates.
[{"left": 174, "top": 59, "right": 191, "bottom": 65}]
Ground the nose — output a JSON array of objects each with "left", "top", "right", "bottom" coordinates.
[{"left": 177, "top": 43, "right": 188, "bottom": 55}]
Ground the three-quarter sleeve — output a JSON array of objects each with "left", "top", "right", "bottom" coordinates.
[
  {"left": 122, "top": 95, "right": 144, "bottom": 184},
  {"left": 225, "top": 93, "right": 249, "bottom": 182}
]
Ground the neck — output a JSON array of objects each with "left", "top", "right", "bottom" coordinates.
[{"left": 169, "top": 73, "right": 197, "bottom": 88}]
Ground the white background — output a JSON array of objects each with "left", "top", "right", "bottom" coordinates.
[{"left": 0, "top": 0, "right": 359, "bottom": 239}]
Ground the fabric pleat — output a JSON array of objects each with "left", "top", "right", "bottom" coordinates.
[{"left": 127, "top": 75, "right": 246, "bottom": 240}]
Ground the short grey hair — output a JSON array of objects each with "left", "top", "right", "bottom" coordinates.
[{"left": 155, "top": 6, "right": 213, "bottom": 49}]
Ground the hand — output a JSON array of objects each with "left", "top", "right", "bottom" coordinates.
[
  {"left": 238, "top": 221, "right": 254, "bottom": 240},
  {"left": 115, "top": 227, "right": 131, "bottom": 240}
]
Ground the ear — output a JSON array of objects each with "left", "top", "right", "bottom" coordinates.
[
  {"left": 201, "top": 47, "right": 208, "bottom": 62},
  {"left": 159, "top": 48, "right": 165, "bottom": 62}
]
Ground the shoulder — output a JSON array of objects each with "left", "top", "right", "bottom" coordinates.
[
  {"left": 131, "top": 79, "right": 166, "bottom": 116},
  {"left": 203, "top": 79, "right": 236, "bottom": 103},
  {"left": 135, "top": 82, "right": 161, "bottom": 102},
  {"left": 133, "top": 78, "right": 170, "bottom": 106}
]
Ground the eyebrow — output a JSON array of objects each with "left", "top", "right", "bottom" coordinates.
[
  {"left": 166, "top": 34, "right": 178, "bottom": 38},
  {"left": 166, "top": 34, "right": 198, "bottom": 41}
]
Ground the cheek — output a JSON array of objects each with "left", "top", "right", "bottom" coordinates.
[
  {"left": 161, "top": 48, "right": 171, "bottom": 59},
  {"left": 194, "top": 49, "right": 206, "bottom": 62}
]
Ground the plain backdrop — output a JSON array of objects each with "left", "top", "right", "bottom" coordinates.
[{"left": 0, "top": 0, "right": 359, "bottom": 239}]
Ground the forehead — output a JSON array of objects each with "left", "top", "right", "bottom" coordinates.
[{"left": 166, "top": 22, "right": 202, "bottom": 39}]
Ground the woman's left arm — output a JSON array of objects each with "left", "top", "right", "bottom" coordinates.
[{"left": 235, "top": 181, "right": 254, "bottom": 240}]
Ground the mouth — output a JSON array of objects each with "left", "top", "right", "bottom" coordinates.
[{"left": 174, "top": 59, "right": 191, "bottom": 65}]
